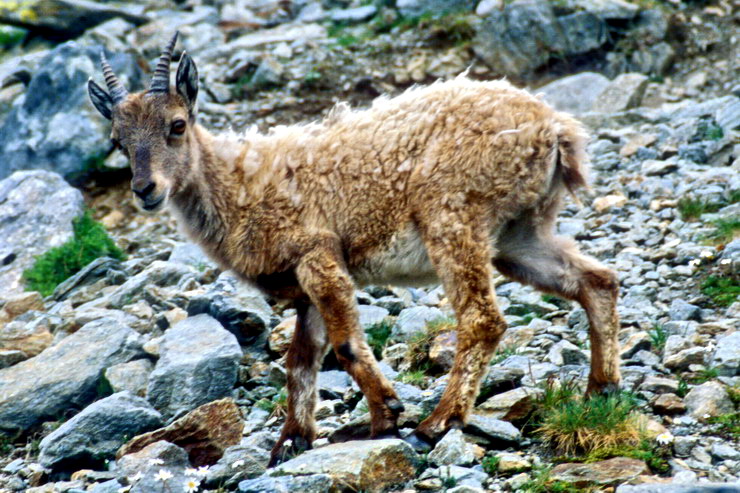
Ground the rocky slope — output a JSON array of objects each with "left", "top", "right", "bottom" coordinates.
[{"left": 0, "top": 0, "right": 738, "bottom": 492}]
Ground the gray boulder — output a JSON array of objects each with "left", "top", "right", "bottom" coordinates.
[
  {"left": 205, "top": 432, "right": 273, "bottom": 487},
  {"left": 187, "top": 272, "right": 272, "bottom": 345},
  {"left": 0, "top": 0, "right": 147, "bottom": 39},
  {"left": 0, "top": 170, "right": 84, "bottom": 296},
  {"left": 105, "top": 359, "right": 154, "bottom": 397},
  {"left": 591, "top": 73, "right": 649, "bottom": 113},
  {"left": 473, "top": 0, "right": 607, "bottom": 78},
  {"left": 39, "top": 392, "right": 163, "bottom": 471},
  {"left": 684, "top": 381, "right": 735, "bottom": 420},
  {"left": 107, "top": 260, "right": 194, "bottom": 309},
  {"left": 0, "top": 41, "right": 144, "bottom": 181},
  {"left": 116, "top": 440, "right": 190, "bottom": 493},
  {"left": 238, "top": 474, "right": 333, "bottom": 493},
  {"left": 428, "top": 429, "right": 476, "bottom": 466},
  {"left": 147, "top": 315, "right": 242, "bottom": 421},
  {"left": 393, "top": 306, "right": 445, "bottom": 339},
  {"left": 0, "top": 317, "right": 144, "bottom": 434},
  {"left": 712, "top": 331, "right": 740, "bottom": 376},
  {"left": 464, "top": 414, "right": 521, "bottom": 447},
  {"left": 536, "top": 72, "right": 610, "bottom": 115}
]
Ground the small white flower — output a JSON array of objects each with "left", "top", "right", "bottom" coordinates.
[
  {"left": 231, "top": 459, "right": 245, "bottom": 469},
  {"left": 185, "top": 468, "right": 198, "bottom": 476},
  {"left": 195, "top": 465, "right": 210, "bottom": 478},
  {"left": 148, "top": 458, "right": 165, "bottom": 466},
  {"left": 183, "top": 478, "right": 200, "bottom": 493},
  {"left": 703, "top": 413, "right": 711, "bottom": 420},
  {"left": 129, "top": 471, "right": 143, "bottom": 482},
  {"left": 656, "top": 432, "right": 674, "bottom": 445},
  {"left": 700, "top": 250, "right": 713, "bottom": 259},
  {"left": 720, "top": 258, "right": 732, "bottom": 265},
  {"left": 117, "top": 487, "right": 131, "bottom": 493},
  {"left": 688, "top": 259, "right": 701, "bottom": 267},
  {"left": 155, "top": 469, "right": 174, "bottom": 482}
]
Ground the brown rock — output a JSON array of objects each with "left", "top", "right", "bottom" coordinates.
[
  {"left": 0, "top": 319, "right": 53, "bottom": 357},
  {"left": 550, "top": 457, "right": 649, "bottom": 487},
  {"left": 117, "top": 398, "right": 242, "bottom": 466},
  {"left": 619, "top": 134, "right": 657, "bottom": 157},
  {"left": 651, "top": 393, "right": 686, "bottom": 415},
  {"left": 268, "top": 315, "right": 296, "bottom": 355},
  {"left": 593, "top": 194, "right": 628, "bottom": 213},
  {"left": 429, "top": 331, "right": 457, "bottom": 371},
  {"left": 1, "top": 292, "right": 44, "bottom": 318}
]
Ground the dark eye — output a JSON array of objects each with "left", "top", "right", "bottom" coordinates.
[{"left": 171, "top": 120, "right": 186, "bottom": 136}]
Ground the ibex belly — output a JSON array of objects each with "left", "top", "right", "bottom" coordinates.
[{"left": 350, "top": 225, "right": 438, "bottom": 287}]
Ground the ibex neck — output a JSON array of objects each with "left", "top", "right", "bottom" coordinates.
[{"left": 170, "top": 124, "right": 233, "bottom": 254}]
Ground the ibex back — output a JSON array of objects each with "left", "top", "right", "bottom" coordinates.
[{"left": 89, "top": 33, "right": 621, "bottom": 466}]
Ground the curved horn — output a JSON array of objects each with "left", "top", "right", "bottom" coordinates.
[
  {"left": 148, "top": 31, "right": 179, "bottom": 94},
  {"left": 100, "top": 51, "right": 128, "bottom": 104}
]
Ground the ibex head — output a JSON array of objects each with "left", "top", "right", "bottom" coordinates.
[{"left": 88, "top": 32, "right": 199, "bottom": 211}]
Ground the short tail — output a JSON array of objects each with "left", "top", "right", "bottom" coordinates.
[{"left": 555, "top": 115, "right": 590, "bottom": 205}]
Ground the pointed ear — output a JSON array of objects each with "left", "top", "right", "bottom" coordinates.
[
  {"left": 176, "top": 51, "right": 198, "bottom": 115},
  {"left": 88, "top": 78, "right": 113, "bottom": 120}
]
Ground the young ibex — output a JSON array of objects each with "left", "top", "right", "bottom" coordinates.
[{"left": 88, "top": 33, "right": 621, "bottom": 465}]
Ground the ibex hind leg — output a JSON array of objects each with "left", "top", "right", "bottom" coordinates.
[
  {"left": 269, "top": 302, "right": 329, "bottom": 467},
  {"left": 494, "top": 220, "right": 621, "bottom": 396},
  {"left": 410, "top": 202, "right": 508, "bottom": 445}
]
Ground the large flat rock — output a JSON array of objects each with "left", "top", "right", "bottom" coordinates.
[
  {"left": 272, "top": 439, "right": 419, "bottom": 491},
  {"left": 147, "top": 315, "right": 242, "bottom": 421},
  {"left": 0, "top": 317, "right": 144, "bottom": 434}
]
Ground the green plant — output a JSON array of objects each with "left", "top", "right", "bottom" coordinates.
[
  {"left": 701, "top": 274, "right": 740, "bottom": 307},
  {"left": 396, "top": 369, "right": 427, "bottom": 387},
  {"left": 404, "top": 316, "right": 456, "bottom": 372},
  {"left": 648, "top": 325, "right": 668, "bottom": 353},
  {"left": 676, "top": 378, "right": 689, "bottom": 398},
  {"left": 0, "top": 435, "right": 13, "bottom": 456},
  {"left": 0, "top": 25, "right": 26, "bottom": 49},
  {"left": 689, "top": 367, "right": 719, "bottom": 384},
  {"left": 23, "top": 211, "right": 125, "bottom": 296},
  {"left": 481, "top": 455, "right": 500, "bottom": 475},
  {"left": 585, "top": 438, "right": 670, "bottom": 474},
  {"left": 255, "top": 387, "right": 289, "bottom": 418},
  {"left": 520, "top": 465, "right": 585, "bottom": 493},
  {"left": 365, "top": 319, "right": 394, "bottom": 359},
  {"left": 707, "top": 412, "right": 740, "bottom": 440},
  {"left": 706, "top": 217, "right": 740, "bottom": 244},
  {"left": 490, "top": 345, "right": 517, "bottom": 365},
  {"left": 440, "top": 466, "right": 457, "bottom": 488},
  {"left": 695, "top": 119, "right": 724, "bottom": 141}
]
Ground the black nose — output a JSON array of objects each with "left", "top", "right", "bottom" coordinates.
[{"left": 133, "top": 181, "right": 156, "bottom": 200}]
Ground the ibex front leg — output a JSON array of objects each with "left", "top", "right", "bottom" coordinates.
[
  {"left": 295, "top": 243, "right": 404, "bottom": 439},
  {"left": 269, "top": 301, "right": 329, "bottom": 467}
]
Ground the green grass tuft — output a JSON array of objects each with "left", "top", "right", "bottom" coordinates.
[
  {"left": 0, "top": 25, "right": 26, "bottom": 49},
  {"left": 481, "top": 455, "right": 500, "bottom": 475},
  {"left": 22, "top": 211, "right": 125, "bottom": 296},
  {"left": 532, "top": 379, "right": 641, "bottom": 456},
  {"left": 365, "top": 319, "right": 394, "bottom": 359},
  {"left": 648, "top": 325, "right": 668, "bottom": 353},
  {"left": 701, "top": 274, "right": 740, "bottom": 307},
  {"left": 706, "top": 217, "right": 740, "bottom": 244},
  {"left": 396, "top": 369, "right": 427, "bottom": 388},
  {"left": 405, "top": 316, "right": 456, "bottom": 372}
]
